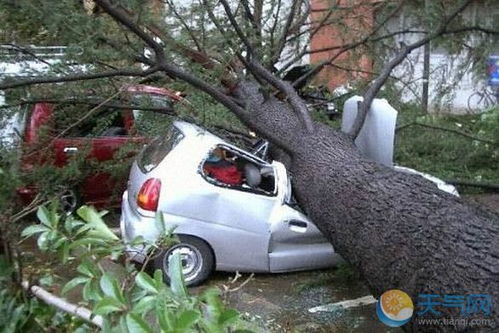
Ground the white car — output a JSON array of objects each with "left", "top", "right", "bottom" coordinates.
[
  {"left": 121, "top": 121, "right": 458, "bottom": 286},
  {"left": 121, "top": 121, "right": 342, "bottom": 285}
]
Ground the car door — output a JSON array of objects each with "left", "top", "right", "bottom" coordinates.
[
  {"left": 163, "top": 142, "right": 279, "bottom": 272},
  {"left": 268, "top": 162, "right": 337, "bottom": 272},
  {"left": 52, "top": 104, "right": 145, "bottom": 207}
]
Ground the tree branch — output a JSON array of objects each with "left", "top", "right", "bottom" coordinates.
[
  {"left": 0, "top": 67, "right": 158, "bottom": 90},
  {"left": 291, "top": 0, "right": 406, "bottom": 89},
  {"left": 268, "top": 0, "right": 283, "bottom": 55},
  {"left": 0, "top": 98, "right": 177, "bottom": 115},
  {"left": 395, "top": 121, "right": 496, "bottom": 146},
  {"left": 218, "top": 0, "right": 255, "bottom": 59},
  {"left": 94, "top": 0, "right": 164, "bottom": 59},
  {"left": 443, "top": 26, "right": 499, "bottom": 35},
  {"left": 444, "top": 180, "right": 499, "bottom": 192},
  {"left": 348, "top": 0, "right": 474, "bottom": 139},
  {"left": 165, "top": 0, "right": 204, "bottom": 51},
  {"left": 269, "top": 0, "right": 302, "bottom": 66},
  {"left": 247, "top": 60, "right": 314, "bottom": 133}
]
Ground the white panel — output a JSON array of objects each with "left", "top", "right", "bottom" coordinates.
[{"left": 341, "top": 96, "right": 398, "bottom": 167}]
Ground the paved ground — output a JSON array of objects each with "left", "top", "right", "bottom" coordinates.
[{"left": 194, "top": 269, "right": 401, "bottom": 332}]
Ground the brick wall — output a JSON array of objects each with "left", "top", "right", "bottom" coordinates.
[{"left": 310, "top": 0, "right": 376, "bottom": 90}]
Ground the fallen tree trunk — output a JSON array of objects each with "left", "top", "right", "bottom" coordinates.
[{"left": 234, "top": 81, "right": 499, "bottom": 332}]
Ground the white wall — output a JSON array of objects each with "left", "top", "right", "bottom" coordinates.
[{"left": 384, "top": 3, "right": 498, "bottom": 114}]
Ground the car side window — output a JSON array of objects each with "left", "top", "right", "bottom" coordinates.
[
  {"left": 200, "top": 145, "right": 276, "bottom": 196},
  {"left": 54, "top": 104, "right": 128, "bottom": 137}
]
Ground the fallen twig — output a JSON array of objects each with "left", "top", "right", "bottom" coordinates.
[
  {"left": 444, "top": 180, "right": 499, "bottom": 192},
  {"left": 396, "top": 121, "right": 496, "bottom": 145},
  {"left": 21, "top": 281, "right": 103, "bottom": 328}
]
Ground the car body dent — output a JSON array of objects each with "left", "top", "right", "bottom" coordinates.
[{"left": 121, "top": 121, "right": 340, "bottom": 274}]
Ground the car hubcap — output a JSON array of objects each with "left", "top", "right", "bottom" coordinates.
[{"left": 164, "top": 245, "right": 202, "bottom": 282}]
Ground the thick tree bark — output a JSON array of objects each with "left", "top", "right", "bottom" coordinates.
[{"left": 234, "top": 81, "right": 499, "bottom": 332}]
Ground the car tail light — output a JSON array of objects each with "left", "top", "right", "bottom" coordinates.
[{"left": 137, "top": 178, "right": 161, "bottom": 211}]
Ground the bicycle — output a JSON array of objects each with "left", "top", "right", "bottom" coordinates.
[{"left": 467, "top": 87, "right": 498, "bottom": 113}]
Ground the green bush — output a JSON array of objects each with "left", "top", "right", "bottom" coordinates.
[
  {"left": 21, "top": 203, "right": 253, "bottom": 332},
  {"left": 395, "top": 105, "right": 499, "bottom": 185}
]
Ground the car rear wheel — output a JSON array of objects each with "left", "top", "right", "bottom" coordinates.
[{"left": 155, "top": 235, "right": 214, "bottom": 287}]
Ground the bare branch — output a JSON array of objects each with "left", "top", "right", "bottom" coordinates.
[
  {"left": 0, "top": 67, "right": 158, "bottom": 90},
  {"left": 94, "top": 0, "right": 164, "bottom": 59},
  {"left": 210, "top": 0, "right": 314, "bottom": 132},
  {"left": 268, "top": 0, "right": 283, "bottom": 54},
  {"left": 241, "top": 0, "right": 262, "bottom": 44},
  {"left": 269, "top": 0, "right": 302, "bottom": 66},
  {"left": 219, "top": 0, "right": 255, "bottom": 59},
  {"left": 444, "top": 180, "right": 499, "bottom": 191},
  {"left": 443, "top": 26, "right": 499, "bottom": 35},
  {"left": 291, "top": 0, "right": 406, "bottom": 88},
  {"left": 0, "top": 98, "right": 177, "bottom": 115},
  {"left": 165, "top": 0, "right": 203, "bottom": 51},
  {"left": 395, "top": 122, "right": 496, "bottom": 146},
  {"left": 2, "top": 43, "right": 53, "bottom": 66},
  {"left": 349, "top": 0, "right": 474, "bottom": 139}
]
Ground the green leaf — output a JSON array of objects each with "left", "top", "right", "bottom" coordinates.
[
  {"left": 52, "top": 235, "right": 67, "bottom": 249},
  {"left": 100, "top": 273, "right": 115, "bottom": 298},
  {"left": 157, "top": 298, "right": 172, "bottom": 331},
  {"left": 135, "top": 272, "right": 159, "bottom": 294},
  {"left": 218, "top": 309, "right": 240, "bottom": 326},
  {"left": 82, "top": 279, "right": 101, "bottom": 301},
  {"left": 132, "top": 295, "right": 155, "bottom": 314},
  {"left": 93, "top": 297, "right": 124, "bottom": 315},
  {"left": 21, "top": 225, "right": 49, "bottom": 238},
  {"left": 154, "top": 213, "right": 165, "bottom": 234},
  {"left": 59, "top": 242, "right": 70, "bottom": 264},
  {"left": 36, "top": 206, "right": 52, "bottom": 227},
  {"left": 99, "top": 210, "right": 109, "bottom": 217},
  {"left": 153, "top": 269, "right": 163, "bottom": 288},
  {"left": 101, "top": 273, "right": 125, "bottom": 303},
  {"left": 119, "top": 316, "right": 129, "bottom": 333},
  {"left": 168, "top": 252, "right": 187, "bottom": 297},
  {"left": 62, "top": 276, "right": 89, "bottom": 295},
  {"left": 37, "top": 231, "right": 49, "bottom": 250},
  {"left": 76, "top": 206, "right": 118, "bottom": 241},
  {"left": 64, "top": 215, "right": 80, "bottom": 233},
  {"left": 176, "top": 310, "right": 200, "bottom": 330},
  {"left": 48, "top": 201, "right": 59, "bottom": 228},
  {"left": 77, "top": 261, "right": 95, "bottom": 278},
  {"left": 126, "top": 313, "right": 153, "bottom": 333},
  {"left": 68, "top": 237, "right": 107, "bottom": 249},
  {"left": 203, "top": 288, "right": 223, "bottom": 319}
]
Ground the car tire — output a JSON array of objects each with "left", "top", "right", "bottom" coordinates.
[{"left": 155, "top": 235, "right": 214, "bottom": 287}]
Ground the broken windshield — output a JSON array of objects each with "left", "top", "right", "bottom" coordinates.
[{"left": 137, "top": 125, "right": 184, "bottom": 173}]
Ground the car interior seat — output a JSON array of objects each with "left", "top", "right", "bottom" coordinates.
[{"left": 244, "top": 163, "right": 262, "bottom": 188}]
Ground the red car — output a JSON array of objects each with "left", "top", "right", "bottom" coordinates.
[{"left": 18, "top": 85, "right": 183, "bottom": 212}]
